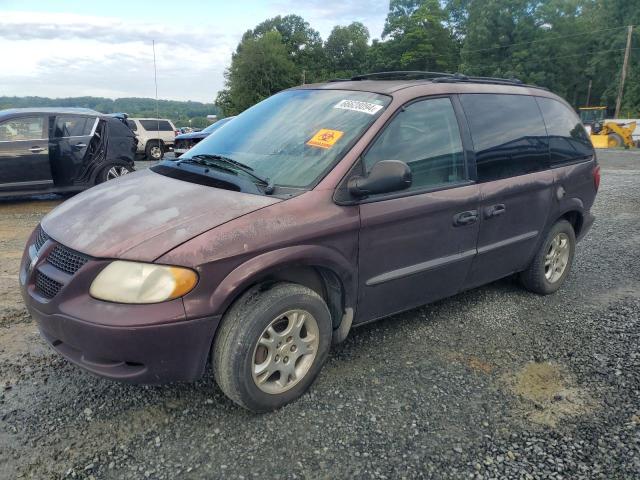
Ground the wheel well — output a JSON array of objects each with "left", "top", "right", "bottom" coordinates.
[
  {"left": 559, "top": 210, "right": 583, "bottom": 237},
  {"left": 234, "top": 266, "right": 345, "bottom": 329},
  {"left": 146, "top": 139, "right": 165, "bottom": 148}
]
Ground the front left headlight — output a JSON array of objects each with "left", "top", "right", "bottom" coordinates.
[{"left": 89, "top": 261, "right": 198, "bottom": 304}]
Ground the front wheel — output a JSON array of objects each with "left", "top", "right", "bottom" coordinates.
[
  {"left": 520, "top": 220, "right": 576, "bottom": 295},
  {"left": 213, "top": 283, "right": 332, "bottom": 412}
]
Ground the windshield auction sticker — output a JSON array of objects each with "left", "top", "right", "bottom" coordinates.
[
  {"left": 307, "top": 129, "right": 344, "bottom": 149},
  {"left": 334, "top": 99, "right": 384, "bottom": 115}
]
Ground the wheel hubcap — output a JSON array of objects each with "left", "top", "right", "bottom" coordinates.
[
  {"left": 150, "top": 146, "right": 162, "bottom": 159},
  {"left": 106, "top": 166, "right": 129, "bottom": 180},
  {"left": 252, "top": 309, "right": 319, "bottom": 394},
  {"left": 544, "top": 232, "right": 570, "bottom": 283}
]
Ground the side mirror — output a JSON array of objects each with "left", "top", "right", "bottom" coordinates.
[{"left": 348, "top": 160, "right": 412, "bottom": 197}]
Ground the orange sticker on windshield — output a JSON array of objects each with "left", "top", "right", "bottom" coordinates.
[{"left": 307, "top": 129, "right": 344, "bottom": 149}]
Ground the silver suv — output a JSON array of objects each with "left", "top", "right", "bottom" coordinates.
[{"left": 127, "top": 118, "right": 176, "bottom": 160}]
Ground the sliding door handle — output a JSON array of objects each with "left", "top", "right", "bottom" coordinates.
[
  {"left": 453, "top": 210, "right": 479, "bottom": 226},
  {"left": 484, "top": 204, "right": 506, "bottom": 219}
]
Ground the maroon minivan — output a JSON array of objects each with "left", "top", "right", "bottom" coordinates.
[{"left": 20, "top": 73, "right": 599, "bottom": 412}]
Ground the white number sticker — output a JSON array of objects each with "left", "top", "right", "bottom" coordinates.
[{"left": 333, "top": 99, "right": 384, "bottom": 115}]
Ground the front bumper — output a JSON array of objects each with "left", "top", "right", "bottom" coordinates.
[
  {"left": 20, "top": 227, "right": 220, "bottom": 384},
  {"left": 27, "top": 304, "right": 219, "bottom": 383}
]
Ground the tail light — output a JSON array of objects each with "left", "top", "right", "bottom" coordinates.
[{"left": 593, "top": 165, "right": 601, "bottom": 191}]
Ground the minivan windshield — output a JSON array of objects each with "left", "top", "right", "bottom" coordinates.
[{"left": 180, "top": 89, "right": 390, "bottom": 188}]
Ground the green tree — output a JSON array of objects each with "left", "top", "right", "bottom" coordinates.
[
  {"left": 216, "top": 30, "right": 297, "bottom": 116},
  {"left": 368, "top": 0, "right": 459, "bottom": 72},
  {"left": 325, "top": 22, "right": 370, "bottom": 78},
  {"left": 248, "top": 15, "right": 326, "bottom": 82}
]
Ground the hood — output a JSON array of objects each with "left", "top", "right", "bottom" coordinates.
[
  {"left": 41, "top": 169, "right": 280, "bottom": 262},
  {"left": 176, "top": 131, "right": 208, "bottom": 140}
]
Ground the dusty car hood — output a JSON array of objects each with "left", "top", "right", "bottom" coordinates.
[{"left": 41, "top": 169, "right": 280, "bottom": 261}]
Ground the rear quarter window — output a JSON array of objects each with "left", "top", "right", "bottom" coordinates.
[
  {"left": 460, "top": 93, "right": 549, "bottom": 182},
  {"left": 139, "top": 120, "right": 173, "bottom": 131},
  {"left": 536, "top": 97, "right": 593, "bottom": 165}
]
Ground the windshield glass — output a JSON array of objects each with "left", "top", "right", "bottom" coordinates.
[{"left": 181, "top": 89, "right": 390, "bottom": 188}]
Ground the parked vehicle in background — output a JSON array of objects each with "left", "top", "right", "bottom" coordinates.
[
  {"left": 0, "top": 107, "right": 136, "bottom": 197},
  {"left": 126, "top": 118, "right": 176, "bottom": 161},
  {"left": 173, "top": 117, "right": 234, "bottom": 157},
  {"left": 21, "top": 73, "right": 598, "bottom": 412}
]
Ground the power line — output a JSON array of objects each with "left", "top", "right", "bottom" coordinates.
[{"left": 461, "top": 24, "right": 634, "bottom": 55}]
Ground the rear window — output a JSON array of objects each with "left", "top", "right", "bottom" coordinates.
[
  {"left": 460, "top": 94, "right": 549, "bottom": 182},
  {"left": 139, "top": 120, "right": 173, "bottom": 131},
  {"left": 54, "top": 116, "right": 95, "bottom": 137},
  {"left": 536, "top": 97, "right": 593, "bottom": 165}
]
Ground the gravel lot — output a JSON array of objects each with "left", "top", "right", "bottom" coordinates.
[{"left": 1, "top": 151, "right": 639, "bottom": 479}]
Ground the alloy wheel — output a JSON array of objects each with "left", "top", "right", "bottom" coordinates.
[
  {"left": 150, "top": 145, "right": 162, "bottom": 159},
  {"left": 252, "top": 309, "right": 319, "bottom": 394},
  {"left": 544, "top": 232, "right": 570, "bottom": 283},
  {"left": 106, "top": 166, "right": 130, "bottom": 181}
]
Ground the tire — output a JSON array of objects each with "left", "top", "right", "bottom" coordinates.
[
  {"left": 213, "top": 282, "right": 332, "bottom": 412},
  {"left": 97, "top": 164, "right": 133, "bottom": 184},
  {"left": 145, "top": 140, "right": 164, "bottom": 161},
  {"left": 519, "top": 220, "right": 575, "bottom": 295},
  {"left": 608, "top": 133, "right": 624, "bottom": 148}
]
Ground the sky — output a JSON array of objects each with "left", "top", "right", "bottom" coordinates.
[{"left": 0, "top": 0, "right": 389, "bottom": 103}]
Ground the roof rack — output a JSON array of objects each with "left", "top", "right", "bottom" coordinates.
[{"left": 345, "top": 71, "right": 545, "bottom": 89}]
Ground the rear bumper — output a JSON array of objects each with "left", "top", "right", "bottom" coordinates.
[
  {"left": 578, "top": 211, "right": 595, "bottom": 241},
  {"left": 28, "top": 303, "right": 220, "bottom": 384}
]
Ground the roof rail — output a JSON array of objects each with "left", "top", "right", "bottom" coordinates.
[
  {"left": 351, "top": 71, "right": 456, "bottom": 81},
  {"left": 345, "top": 70, "right": 546, "bottom": 89}
]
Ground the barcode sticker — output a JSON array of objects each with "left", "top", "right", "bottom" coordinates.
[{"left": 334, "top": 99, "right": 384, "bottom": 115}]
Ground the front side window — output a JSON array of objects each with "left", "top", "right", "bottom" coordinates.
[
  {"left": 536, "top": 97, "right": 593, "bottom": 165},
  {"left": 363, "top": 97, "right": 465, "bottom": 191},
  {"left": 54, "top": 116, "right": 94, "bottom": 137},
  {"left": 0, "top": 117, "right": 45, "bottom": 141},
  {"left": 460, "top": 94, "right": 549, "bottom": 181},
  {"left": 182, "top": 89, "right": 391, "bottom": 188}
]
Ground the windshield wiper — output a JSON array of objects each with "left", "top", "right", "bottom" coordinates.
[
  {"left": 175, "top": 156, "right": 236, "bottom": 175},
  {"left": 190, "top": 154, "right": 274, "bottom": 194}
]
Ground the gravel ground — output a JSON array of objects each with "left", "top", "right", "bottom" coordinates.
[{"left": 1, "top": 151, "right": 639, "bottom": 479}]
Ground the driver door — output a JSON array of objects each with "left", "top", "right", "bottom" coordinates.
[{"left": 355, "top": 97, "right": 480, "bottom": 323}]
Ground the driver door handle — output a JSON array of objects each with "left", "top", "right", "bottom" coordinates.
[
  {"left": 453, "top": 210, "right": 479, "bottom": 227},
  {"left": 28, "top": 146, "right": 45, "bottom": 153},
  {"left": 73, "top": 143, "right": 87, "bottom": 148}
]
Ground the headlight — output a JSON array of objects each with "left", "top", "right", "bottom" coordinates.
[{"left": 89, "top": 261, "right": 198, "bottom": 304}]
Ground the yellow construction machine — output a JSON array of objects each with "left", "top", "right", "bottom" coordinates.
[{"left": 579, "top": 106, "right": 636, "bottom": 149}]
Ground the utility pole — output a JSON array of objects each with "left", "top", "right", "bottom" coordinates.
[
  {"left": 614, "top": 25, "right": 633, "bottom": 119},
  {"left": 586, "top": 79, "right": 592, "bottom": 107},
  {"left": 302, "top": 69, "right": 306, "bottom": 85}
]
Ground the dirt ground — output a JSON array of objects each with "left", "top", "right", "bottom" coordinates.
[{"left": 1, "top": 151, "right": 639, "bottom": 479}]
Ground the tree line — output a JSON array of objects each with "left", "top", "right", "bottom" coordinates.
[
  {"left": 216, "top": 0, "right": 640, "bottom": 118},
  {"left": 0, "top": 96, "right": 218, "bottom": 128}
]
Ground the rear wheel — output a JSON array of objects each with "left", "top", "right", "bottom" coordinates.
[
  {"left": 97, "top": 164, "right": 132, "bottom": 183},
  {"left": 520, "top": 220, "right": 575, "bottom": 295},
  {"left": 213, "top": 283, "right": 332, "bottom": 412},
  {"left": 607, "top": 133, "right": 624, "bottom": 148},
  {"left": 145, "top": 140, "right": 164, "bottom": 160}
]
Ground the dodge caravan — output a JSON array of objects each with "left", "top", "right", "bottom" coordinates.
[{"left": 20, "top": 72, "right": 599, "bottom": 412}]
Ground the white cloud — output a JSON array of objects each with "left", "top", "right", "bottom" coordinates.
[{"left": 0, "top": 12, "right": 235, "bottom": 102}]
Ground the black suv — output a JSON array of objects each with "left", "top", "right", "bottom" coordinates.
[{"left": 0, "top": 108, "right": 137, "bottom": 197}]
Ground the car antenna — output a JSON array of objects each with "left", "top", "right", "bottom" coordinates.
[{"left": 152, "top": 39, "right": 160, "bottom": 155}]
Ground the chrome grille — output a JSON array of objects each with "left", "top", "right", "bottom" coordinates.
[
  {"left": 34, "top": 227, "right": 48, "bottom": 251},
  {"left": 48, "top": 246, "right": 90, "bottom": 275},
  {"left": 35, "top": 271, "right": 62, "bottom": 299}
]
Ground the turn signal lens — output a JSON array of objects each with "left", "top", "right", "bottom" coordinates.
[
  {"left": 593, "top": 165, "right": 601, "bottom": 191},
  {"left": 89, "top": 261, "right": 198, "bottom": 304}
]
